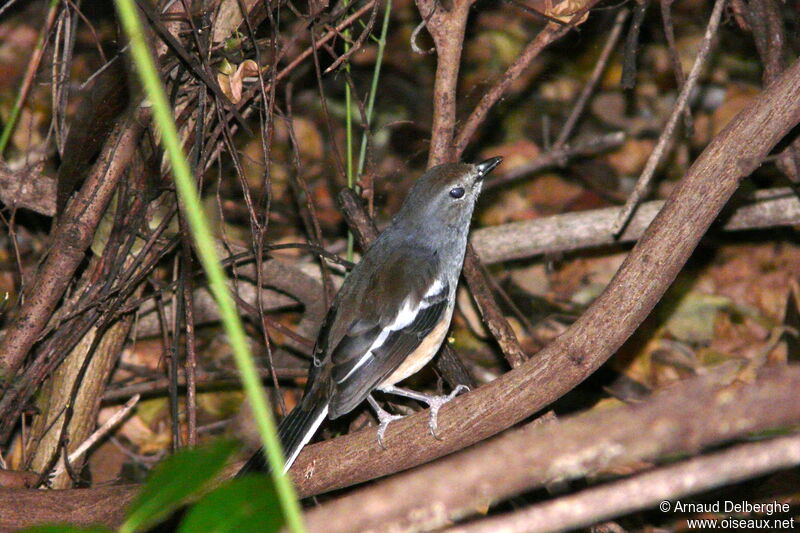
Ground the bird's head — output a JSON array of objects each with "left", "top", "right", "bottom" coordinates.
[{"left": 394, "top": 157, "right": 502, "bottom": 232}]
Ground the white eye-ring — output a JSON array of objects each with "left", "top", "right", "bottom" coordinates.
[{"left": 449, "top": 186, "right": 465, "bottom": 199}]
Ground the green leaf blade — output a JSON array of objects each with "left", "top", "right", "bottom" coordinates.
[
  {"left": 178, "top": 475, "right": 284, "bottom": 533},
  {"left": 121, "top": 440, "right": 237, "bottom": 533}
]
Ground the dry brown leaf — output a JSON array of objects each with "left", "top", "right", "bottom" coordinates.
[
  {"left": 526, "top": 0, "right": 592, "bottom": 23},
  {"left": 217, "top": 72, "right": 233, "bottom": 102},
  {"left": 606, "top": 138, "right": 656, "bottom": 176},
  {"left": 218, "top": 59, "right": 260, "bottom": 104},
  {"left": 707, "top": 243, "right": 800, "bottom": 318}
]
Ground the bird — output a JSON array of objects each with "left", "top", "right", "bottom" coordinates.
[{"left": 239, "top": 157, "right": 502, "bottom": 474}]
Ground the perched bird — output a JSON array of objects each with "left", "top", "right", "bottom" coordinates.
[{"left": 240, "top": 157, "right": 502, "bottom": 474}]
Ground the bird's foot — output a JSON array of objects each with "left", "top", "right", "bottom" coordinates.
[
  {"left": 424, "top": 384, "right": 469, "bottom": 439},
  {"left": 367, "top": 394, "right": 404, "bottom": 449},
  {"left": 380, "top": 384, "right": 470, "bottom": 440}
]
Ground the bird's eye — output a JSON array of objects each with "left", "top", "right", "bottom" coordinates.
[{"left": 449, "top": 186, "right": 465, "bottom": 199}]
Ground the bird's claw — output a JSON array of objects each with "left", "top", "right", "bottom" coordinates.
[
  {"left": 425, "top": 384, "right": 470, "bottom": 440},
  {"left": 368, "top": 394, "right": 404, "bottom": 449},
  {"left": 374, "top": 410, "right": 404, "bottom": 449}
]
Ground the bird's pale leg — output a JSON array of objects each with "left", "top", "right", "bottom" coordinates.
[
  {"left": 367, "top": 394, "right": 403, "bottom": 449},
  {"left": 380, "top": 385, "right": 469, "bottom": 439}
]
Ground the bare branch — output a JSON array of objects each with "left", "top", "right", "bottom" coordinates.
[
  {"left": 553, "top": 9, "right": 629, "bottom": 149},
  {"left": 471, "top": 187, "right": 800, "bottom": 264},
  {"left": 449, "top": 432, "right": 800, "bottom": 533},
  {"left": 302, "top": 367, "right": 800, "bottom": 532}
]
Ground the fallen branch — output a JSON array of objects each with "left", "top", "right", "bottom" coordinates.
[
  {"left": 449, "top": 431, "right": 800, "bottom": 533},
  {"left": 302, "top": 367, "right": 800, "bottom": 532},
  {"left": 471, "top": 186, "right": 800, "bottom": 264}
]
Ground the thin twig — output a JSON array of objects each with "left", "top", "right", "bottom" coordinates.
[
  {"left": 553, "top": 9, "right": 629, "bottom": 149},
  {"left": 485, "top": 132, "right": 625, "bottom": 191},
  {"left": 180, "top": 228, "right": 198, "bottom": 447},
  {"left": 462, "top": 246, "right": 527, "bottom": 368},
  {"left": 48, "top": 395, "right": 140, "bottom": 481},
  {"left": 323, "top": 0, "right": 379, "bottom": 74},
  {"left": 612, "top": 0, "right": 726, "bottom": 236},
  {"left": 454, "top": 1, "right": 600, "bottom": 159},
  {"left": 101, "top": 368, "right": 307, "bottom": 402},
  {"left": 744, "top": 0, "right": 800, "bottom": 186},
  {"left": 620, "top": 0, "right": 649, "bottom": 89},
  {"left": 661, "top": 0, "right": 693, "bottom": 132}
]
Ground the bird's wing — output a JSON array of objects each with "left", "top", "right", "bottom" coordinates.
[{"left": 325, "top": 246, "right": 449, "bottom": 417}]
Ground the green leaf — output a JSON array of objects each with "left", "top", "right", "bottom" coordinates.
[
  {"left": 20, "top": 526, "right": 112, "bottom": 533},
  {"left": 120, "top": 440, "right": 238, "bottom": 533},
  {"left": 178, "top": 475, "right": 284, "bottom": 533}
]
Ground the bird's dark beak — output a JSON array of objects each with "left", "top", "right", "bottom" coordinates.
[{"left": 475, "top": 157, "right": 503, "bottom": 179}]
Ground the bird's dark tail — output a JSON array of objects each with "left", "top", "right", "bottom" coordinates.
[{"left": 238, "top": 399, "right": 329, "bottom": 475}]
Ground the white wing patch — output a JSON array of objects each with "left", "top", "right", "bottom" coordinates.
[
  {"left": 337, "top": 327, "right": 391, "bottom": 383},
  {"left": 392, "top": 297, "right": 418, "bottom": 329},
  {"left": 424, "top": 279, "right": 444, "bottom": 299},
  {"left": 336, "top": 297, "right": 415, "bottom": 384},
  {"left": 335, "top": 278, "right": 446, "bottom": 385}
]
